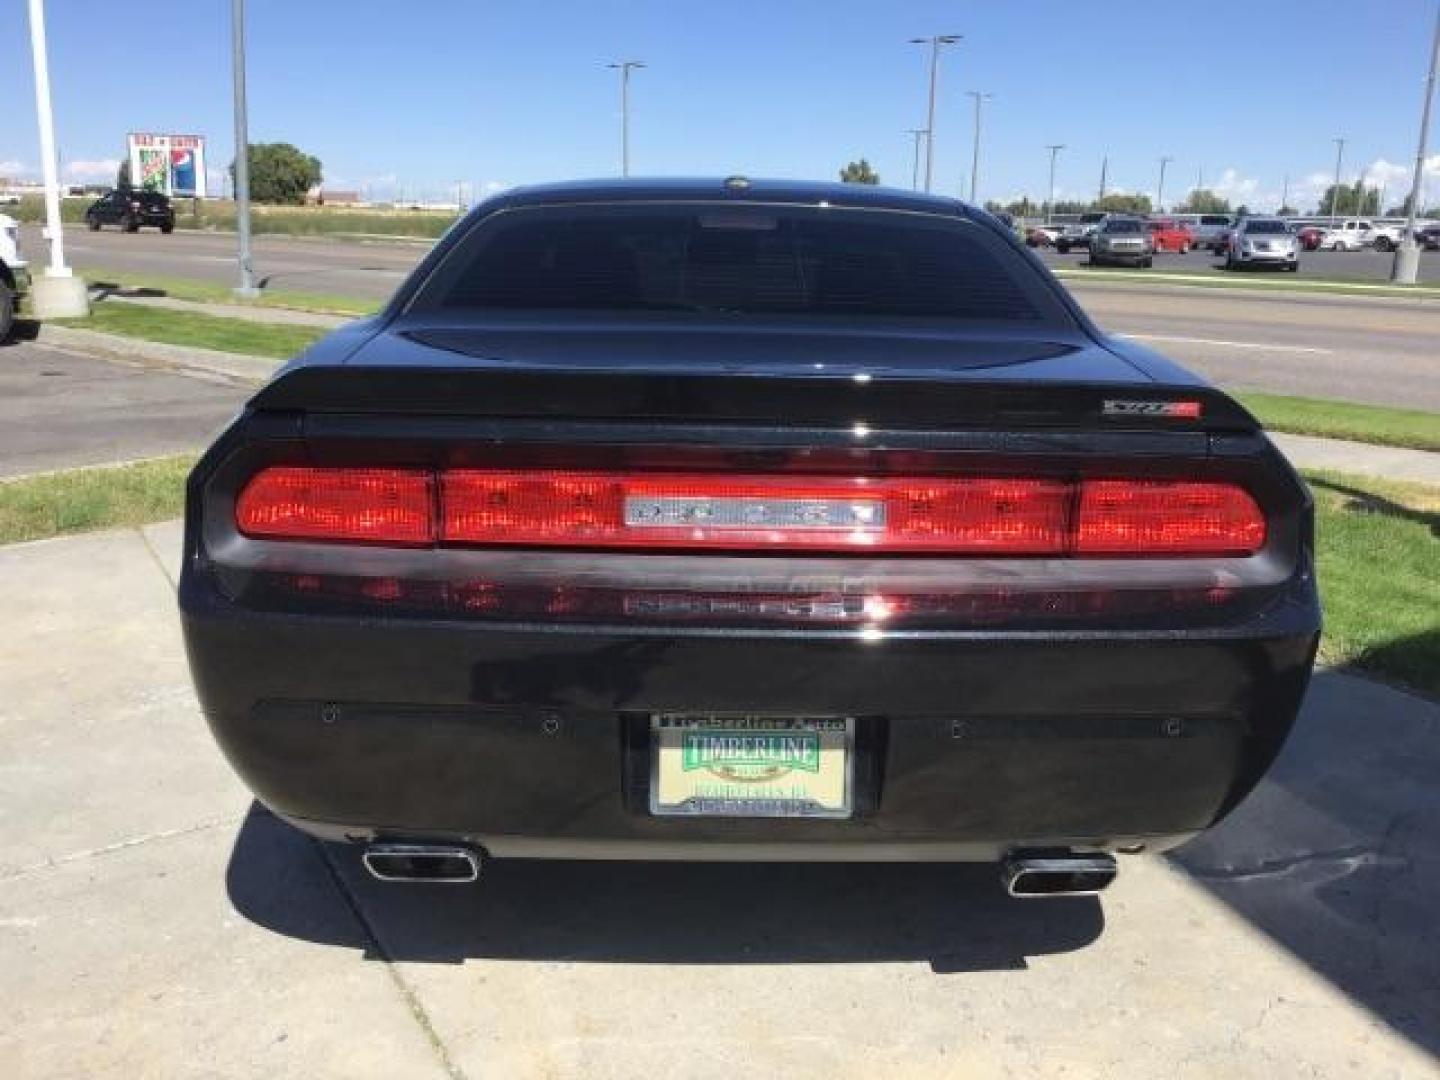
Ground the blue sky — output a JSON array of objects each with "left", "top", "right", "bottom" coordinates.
[{"left": 3, "top": 0, "right": 1438, "bottom": 211}]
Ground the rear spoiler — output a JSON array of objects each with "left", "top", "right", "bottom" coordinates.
[{"left": 249, "top": 365, "right": 1259, "bottom": 434}]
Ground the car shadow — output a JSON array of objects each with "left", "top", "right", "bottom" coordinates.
[
  {"left": 1169, "top": 669, "right": 1440, "bottom": 1057},
  {"left": 225, "top": 804, "right": 1104, "bottom": 973}
]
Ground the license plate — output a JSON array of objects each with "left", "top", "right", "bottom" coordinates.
[{"left": 649, "top": 714, "right": 854, "bottom": 818}]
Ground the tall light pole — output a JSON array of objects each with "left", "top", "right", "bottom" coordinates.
[
  {"left": 905, "top": 128, "right": 927, "bottom": 190},
  {"left": 910, "top": 34, "right": 961, "bottom": 193},
  {"left": 965, "top": 91, "right": 993, "bottom": 203},
  {"left": 1281, "top": 173, "right": 1290, "bottom": 214},
  {"left": 1045, "top": 144, "right": 1065, "bottom": 224},
  {"left": 607, "top": 60, "right": 645, "bottom": 177},
  {"left": 1393, "top": 2, "right": 1440, "bottom": 283},
  {"left": 1156, "top": 156, "right": 1173, "bottom": 213},
  {"left": 231, "top": 0, "right": 258, "bottom": 297},
  {"left": 1330, "top": 137, "right": 1348, "bottom": 224},
  {"left": 24, "top": 0, "right": 88, "bottom": 317},
  {"left": 1097, "top": 154, "right": 1109, "bottom": 202}
]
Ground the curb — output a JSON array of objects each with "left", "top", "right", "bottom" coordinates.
[{"left": 31, "top": 325, "right": 276, "bottom": 387}]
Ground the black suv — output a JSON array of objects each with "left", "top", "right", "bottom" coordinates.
[{"left": 85, "top": 189, "right": 175, "bottom": 233}]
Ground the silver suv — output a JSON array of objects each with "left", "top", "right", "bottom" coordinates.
[
  {"left": 1088, "top": 217, "right": 1154, "bottom": 268},
  {"left": 1224, "top": 218, "right": 1299, "bottom": 272}
]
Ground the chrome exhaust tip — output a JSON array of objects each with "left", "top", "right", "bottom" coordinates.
[
  {"left": 1003, "top": 853, "right": 1117, "bottom": 898},
  {"left": 362, "top": 843, "right": 481, "bottom": 884}
]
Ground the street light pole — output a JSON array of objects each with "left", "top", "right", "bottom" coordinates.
[
  {"left": 965, "top": 91, "right": 992, "bottom": 203},
  {"left": 607, "top": 60, "right": 645, "bottom": 177},
  {"left": 24, "top": 0, "right": 88, "bottom": 316},
  {"left": 905, "top": 128, "right": 927, "bottom": 190},
  {"left": 1156, "top": 156, "right": 1173, "bottom": 213},
  {"left": 910, "top": 35, "right": 961, "bottom": 194},
  {"left": 1330, "top": 137, "right": 1347, "bottom": 225},
  {"left": 1393, "top": 1, "right": 1440, "bottom": 283},
  {"left": 1045, "top": 144, "right": 1064, "bottom": 224},
  {"left": 230, "top": 0, "right": 258, "bottom": 297}
]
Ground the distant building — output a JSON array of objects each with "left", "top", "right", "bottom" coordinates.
[{"left": 305, "top": 186, "right": 365, "bottom": 206}]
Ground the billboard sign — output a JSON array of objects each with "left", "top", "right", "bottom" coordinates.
[{"left": 127, "top": 133, "right": 207, "bottom": 197}]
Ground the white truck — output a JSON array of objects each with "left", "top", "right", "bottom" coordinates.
[
  {"left": 1318, "top": 218, "right": 1406, "bottom": 251},
  {"left": 0, "top": 212, "right": 29, "bottom": 339}
]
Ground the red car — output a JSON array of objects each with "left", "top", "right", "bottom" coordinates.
[
  {"left": 1297, "top": 226, "right": 1327, "bottom": 251},
  {"left": 1145, "top": 219, "right": 1194, "bottom": 253}
]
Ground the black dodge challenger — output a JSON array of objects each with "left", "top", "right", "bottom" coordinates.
[{"left": 181, "top": 179, "right": 1319, "bottom": 896}]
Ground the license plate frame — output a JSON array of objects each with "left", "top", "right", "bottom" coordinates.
[{"left": 648, "top": 714, "right": 855, "bottom": 819}]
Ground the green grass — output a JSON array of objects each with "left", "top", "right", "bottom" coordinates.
[
  {"left": 55, "top": 303, "right": 326, "bottom": 360},
  {"left": 80, "top": 267, "right": 379, "bottom": 318},
  {"left": 1055, "top": 264, "right": 1440, "bottom": 299},
  {"left": 0, "top": 455, "right": 195, "bottom": 545},
  {"left": 1239, "top": 393, "right": 1440, "bottom": 452},
  {"left": 15, "top": 195, "right": 458, "bottom": 238},
  {"left": 1306, "top": 469, "right": 1440, "bottom": 697}
]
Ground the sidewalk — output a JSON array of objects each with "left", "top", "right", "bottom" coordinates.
[
  {"left": 1, "top": 520, "right": 1436, "bottom": 1078},
  {"left": 102, "top": 293, "right": 350, "bottom": 329},
  {"left": 1270, "top": 432, "right": 1440, "bottom": 485}
]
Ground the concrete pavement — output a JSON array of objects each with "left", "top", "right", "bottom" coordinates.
[{"left": 1, "top": 520, "right": 1437, "bottom": 1078}]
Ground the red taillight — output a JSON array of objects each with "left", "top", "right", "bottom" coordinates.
[
  {"left": 236, "top": 467, "right": 435, "bottom": 546},
  {"left": 234, "top": 468, "right": 1266, "bottom": 557},
  {"left": 1076, "top": 480, "right": 1266, "bottom": 556},
  {"left": 440, "top": 471, "right": 1071, "bottom": 553}
]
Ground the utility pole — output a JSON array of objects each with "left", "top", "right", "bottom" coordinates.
[
  {"left": 607, "top": 60, "right": 645, "bottom": 177},
  {"left": 910, "top": 34, "right": 962, "bottom": 193},
  {"left": 231, "top": 0, "right": 258, "bottom": 297},
  {"left": 965, "top": 91, "right": 993, "bottom": 203},
  {"left": 1281, "top": 173, "right": 1290, "bottom": 214},
  {"left": 1156, "top": 156, "right": 1173, "bottom": 213},
  {"left": 24, "top": 0, "right": 88, "bottom": 317},
  {"left": 1097, "top": 155, "right": 1108, "bottom": 203},
  {"left": 1330, "top": 137, "right": 1348, "bottom": 224},
  {"left": 1045, "top": 144, "right": 1064, "bottom": 224},
  {"left": 905, "top": 128, "right": 927, "bottom": 191},
  {"left": 1393, "top": 2, "right": 1439, "bottom": 283}
]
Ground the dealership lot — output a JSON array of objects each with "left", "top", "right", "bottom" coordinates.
[{"left": 0, "top": 520, "right": 1436, "bottom": 1078}]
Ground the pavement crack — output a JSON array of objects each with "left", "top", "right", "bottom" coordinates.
[
  {"left": 138, "top": 523, "right": 180, "bottom": 589},
  {"left": 1, "top": 814, "right": 244, "bottom": 881},
  {"left": 316, "top": 842, "right": 467, "bottom": 1080}
]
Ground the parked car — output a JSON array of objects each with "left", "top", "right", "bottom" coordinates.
[
  {"left": 1025, "top": 224, "right": 1064, "bottom": 247},
  {"left": 1089, "top": 216, "right": 1154, "bottom": 267},
  {"left": 1296, "top": 225, "right": 1328, "bottom": 251},
  {"left": 84, "top": 189, "right": 175, "bottom": 233},
  {"left": 0, "top": 212, "right": 29, "bottom": 340},
  {"left": 1055, "top": 212, "right": 1107, "bottom": 253},
  {"left": 1189, "top": 214, "right": 1235, "bottom": 252},
  {"left": 1224, "top": 217, "right": 1299, "bottom": 271},
  {"left": 1418, "top": 224, "right": 1440, "bottom": 250},
  {"left": 1145, "top": 218, "right": 1194, "bottom": 253},
  {"left": 180, "top": 178, "right": 1319, "bottom": 896}
]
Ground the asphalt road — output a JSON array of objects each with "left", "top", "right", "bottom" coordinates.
[
  {"left": 0, "top": 338, "right": 246, "bottom": 477},
  {"left": 22, "top": 225, "right": 1440, "bottom": 411}
]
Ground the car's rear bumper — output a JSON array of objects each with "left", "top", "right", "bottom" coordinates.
[{"left": 182, "top": 570, "right": 1319, "bottom": 860}]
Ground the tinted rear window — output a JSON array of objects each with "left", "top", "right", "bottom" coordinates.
[
  {"left": 1244, "top": 220, "right": 1288, "bottom": 234},
  {"left": 419, "top": 204, "right": 1064, "bottom": 323}
]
